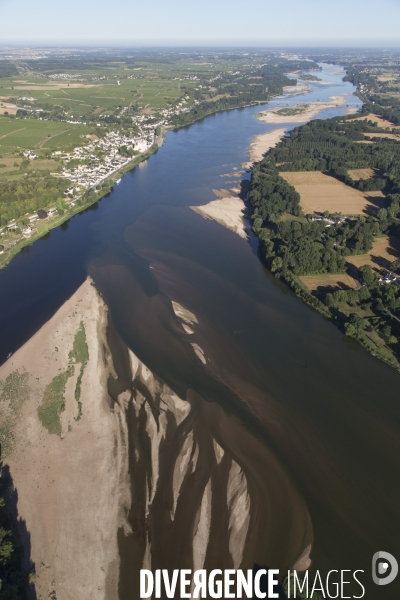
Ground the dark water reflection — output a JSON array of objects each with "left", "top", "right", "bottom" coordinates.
[{"left": 0, "top": 65, "right": 399, "bottom": 597}]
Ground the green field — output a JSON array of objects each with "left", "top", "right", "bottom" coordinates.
[{"left": 0, "top": 116, "right": 95, "bottom": 153}]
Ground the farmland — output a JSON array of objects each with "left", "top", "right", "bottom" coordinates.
[
  {"left": 279, "top": 171, "right": 385, "bottom": 215},
  {"left": 347, "top": 167, "right": 376, "bottom": 180},
  {"left": 0, "top": 118, "right": 95, "bottom": 153},
  {"left": 300, "top": 273, "right": 359, "bottom": 292},
  {"left": 346, "top": 236, "right": 400, "bottom": 270},
  {"left": 249, "top": 98, "right": 400, "bottom": 370},
  {"left": 349, "top": 114, "right": 399, "bottom": 129}
]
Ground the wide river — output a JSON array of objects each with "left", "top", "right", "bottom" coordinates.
[{"left": 1, "top": 65, "right": 399, "bottom": 598}]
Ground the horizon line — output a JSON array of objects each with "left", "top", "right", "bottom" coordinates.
[{"left": 1, "top": 41, "right": 400, "bottom": 49}]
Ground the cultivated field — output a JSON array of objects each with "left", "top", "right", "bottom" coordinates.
[
  {"left": 363, "top": 132, "right": 400, "bottom": 141},
  {"left": 0, "top": 117, "right": 95, "bottom": 152},
  {"left": 280, "top": 171, "right": 385, "bottom": 215},
  {"left": 346, "top": 236, "right": 400, "bottom": 270},
  {"left": 347, "top": 168, "right": 375, "bottom": 180},
  {"left": 0, "top": 69, "right": 198, "bottom": 116},
  {"left": 377, "top": 75, "right": 398, "bottom": 82},
  {"left": 300, "top": 273, "right": 359, "bottom": 291},
  {"left": 349, "top": 113, "right": 399, "bottom": 129}
]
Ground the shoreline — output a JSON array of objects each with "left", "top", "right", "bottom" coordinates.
[
  {"left": 189, "top": 127, "right": 290, "bottom": 239},
  {"left": 0, "top": 145, "right": 159, "bottom": 271}
]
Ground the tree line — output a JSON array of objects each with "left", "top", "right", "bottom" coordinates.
[{"left": 248, "top": 111, "right": 400, "bottom": 369}]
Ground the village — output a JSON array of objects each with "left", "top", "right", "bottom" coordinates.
[
  {"left": 0, "top": 88, "right": 208, "bottom": 259},
  {"left": 57, "top": 129, "right": 155, "bottom": 190},
  {"left": 0, "top": 128, "right": 157, "bottom": 255}
]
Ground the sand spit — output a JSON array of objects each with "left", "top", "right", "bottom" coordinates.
[
  {"left": 191, "top": 196, "right": 249, "bottom": 239},
  {"left": 256, "top": 95, "right": 356, "bottom": 125},
  {"left": 0, "top": 279, "right": 129, "bottom": 600},
  {"left": 247, "top": 128, "right": 287, "bottom": 163}
]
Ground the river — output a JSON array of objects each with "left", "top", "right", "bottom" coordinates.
[{"left": 1, "top": 64, "right": 399, "bottom": 598}]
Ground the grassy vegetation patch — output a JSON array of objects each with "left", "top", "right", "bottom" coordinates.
[
  {"left": 276, "top": 104, "right": 310, "bottom": 116},
  {"left": 37, "top": 367, "right": 73, "bottom": 436},
  {"left": 0, "top": 370, "right": 30, "bottom": 456},
  {"left": 68, "top": 321, "right": 89, "bottom": 420}
]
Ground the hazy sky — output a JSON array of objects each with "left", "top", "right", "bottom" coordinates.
[{"left": 1, "top": 0, "right": 400, "bottom": 46}]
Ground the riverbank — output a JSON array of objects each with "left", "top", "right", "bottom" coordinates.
[
  {"left": 246, "top": 112, "right": 400, "bottom": 374},
  {"left": 190, "top": 127, "right": 288, "bottom": 239},
  {"left": 246, "top": 127, "right": 287, "bottom": 164},
  {"left": 0, "top": 145, "right": 159, "bottom": 271}
]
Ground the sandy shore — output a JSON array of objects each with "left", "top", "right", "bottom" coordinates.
[
  {"left": 247, "top": 127, "right": 287, "bottom": 163},
  {"left": 256, "top": 95, "right": 356, "bottom": 124},
  {"left": 0, "top": 279, "right": 128, "bottom": 600},
  {"left": 281, "top": 82, "right": 310, "bottom": 95},
  {"left": 191, "top": 194, "right": 249, "bottom": 239},
  {"left": 190, "top": 127, "right": 288, "bottom": 239}
]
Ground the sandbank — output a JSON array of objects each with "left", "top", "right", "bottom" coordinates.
[
  {"left": 0, "top": 279, "right": 126, "bottom": 600},
  {"left": 191, "top": 195, "right": 249, "bottom": 239},
  {"left": 247, "top": 128, "right": 287, "bottom": 163},
  {"left": 256, "top": 96, "right": 356, "bottom": 125}
]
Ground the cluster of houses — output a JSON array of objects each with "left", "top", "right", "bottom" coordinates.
[
  {"left": 48, "top": 73, "right": 81, "bottom": 80},
  {"left": 310, "top": 215, "right": 347, "bottom": 227},
  {"left": 23, "top": 150, "right": 38, "bottom": 159},
  {"left": 57, "top": 130, "right": 155, "bottom": 190},
  {"left": 379, "top": 271, "right": 400, "bottom": 286}
]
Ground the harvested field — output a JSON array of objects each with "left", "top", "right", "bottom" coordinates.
[
  {"left": 363, "top": 132, "right": 400, "bottom": 141},
  {"left": 0, "top": 105, "right": 17, "bottom": 116},
  {"left": 280, "top": 171, "right": 385, "bottom": 215},
  {"left": 300, "top": 273, "right": 359, "bottom": 292},
  {"left": 349, "top": 114, "right": 399, "bottom": 129},
  {"left": 377, "top": 75, "right": 397, "bottom": 82},
  {"left": 0, "top": 157, "right": 21, "bottom": 173},
  {"left": 346, "top": 236, "right": 400, "bottom": 270},
  {"left": 348, "top": 168, "right": 375, "bottom": 180}
]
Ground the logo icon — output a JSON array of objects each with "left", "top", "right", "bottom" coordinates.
[{"left": 372, "top": 552, "right": 398, "bottom": 586}]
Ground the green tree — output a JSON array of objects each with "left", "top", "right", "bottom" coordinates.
[
  {"left": 359, "top": 265, "right": 375, "bottom": 287},
  {"left": 325, "top": 293, "right": 335, "bottom": 307},
  {"left": 271, "top": 256, "right": 283, "bottom": 272}
]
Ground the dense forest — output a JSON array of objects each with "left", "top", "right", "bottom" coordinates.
[{"left": 249, "top": 110, "right": 400, "bottom": 370}]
